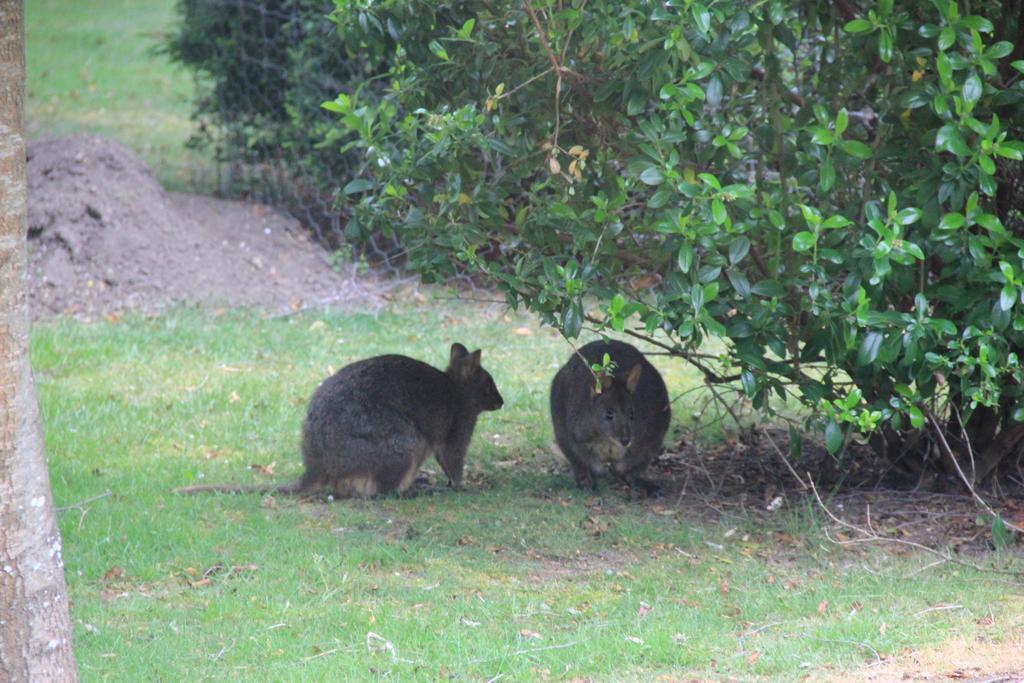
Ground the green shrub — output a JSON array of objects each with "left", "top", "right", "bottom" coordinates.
[{"left": 327, "top": 0, "right": 1024, "bottom": 485}]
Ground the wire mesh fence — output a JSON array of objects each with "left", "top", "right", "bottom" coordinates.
[{"left": 167, "top": 0, "right": 407, "bottom": 277}]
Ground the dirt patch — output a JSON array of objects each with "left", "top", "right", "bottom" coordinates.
[
  {"left": 650, "top": 428, "right": 1024, "bottom": 552},
  {"left": 26, "top": 135, "right": 386, "bottom": 319},
  {"left": 834, "top": 624, "right": 1024, "bottom": 681},
  {"left": 518, "top": 548, "right": 636, "bottom": 582}
]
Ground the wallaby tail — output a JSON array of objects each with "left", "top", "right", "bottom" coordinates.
[{"left": 174, "top": 478, "right": 306, "bottom": 496}]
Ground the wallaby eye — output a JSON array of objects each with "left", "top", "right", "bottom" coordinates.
[{"left": 604, "top": 410, "right": 615, "bottom": 421}]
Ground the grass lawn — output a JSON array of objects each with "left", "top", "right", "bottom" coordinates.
[
  {"left": 23, "top": 0, "right": 1024, "bottom": 678},
  {"left": 33, "top": 304, "right": 1024, "bottom": 680},
  {"left": 25, "top": 0, "right": 208, "bottom": 189}
]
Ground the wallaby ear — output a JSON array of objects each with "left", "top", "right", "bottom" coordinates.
[
  {"left": 624, "top": 364, "right": 642, "bottom": 393},
  {"left": 450, "top": 343, "right": 469, "bottom": 364},
  {"left": 467, "top": 349, "right": 482, "bottom": 371}
]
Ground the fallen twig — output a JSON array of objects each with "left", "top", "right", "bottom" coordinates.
[
  {"left": 926, "top": 410, "right": 1024, "bottom": 535},
  {"left": 914, "top": 603, "right": 962, "bottom": 617},
  {"left": 808, "top": 475, "right": 1022, "bottom": 577},
  {"left": 819, "top": 638, "right": 882, "bottom": 667},
  {"left": 904, "top": 558, "right": 949, "bottom": 578},
  {"left": 302, "top": 647, "right": 341, "bottom": 662},
  {"left": 470, "top": 640, "right": 580, "bottom": 664},
  {"left": 760, "top": 426, "right": 809, "bottom": 490},
  {"left": 56, "top": 490, "right": 112, "bottom": 512}
]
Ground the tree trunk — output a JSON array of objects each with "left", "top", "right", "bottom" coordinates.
[{"left": 0, "top": 1, "right": 79, "bottom": 680}]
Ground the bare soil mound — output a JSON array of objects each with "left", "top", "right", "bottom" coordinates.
[{"left": 26, "top": 135, "right": 381, "bottom": 319}]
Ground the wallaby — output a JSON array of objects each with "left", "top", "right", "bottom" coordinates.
[
  {"left": 175, "top": 343, "right": 503, "bottom": 498},
  {"left": 550, "top": 339, "right": 670, "bottom": 496}
]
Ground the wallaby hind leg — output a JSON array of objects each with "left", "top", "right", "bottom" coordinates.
[
  {"left": 371, "top": 436, "right": 432, "bottom": 495},
  {"left": 331, "top": 475, "right": 380, "bottom": 498}
]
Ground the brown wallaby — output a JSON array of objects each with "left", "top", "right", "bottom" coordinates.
[
  {"left": 175, "top": 343, "right": 503, "bottom": 498},
  {"left": 550, "top": 339, "right": 670, "bottom": 496}
]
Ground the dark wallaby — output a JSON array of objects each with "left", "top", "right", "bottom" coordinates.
[
  {"left": 550, "top": 339, "right": 670, "bottom": 496},
  {"left": 175, "top": 343, "right": 503, "bottom": 498}
]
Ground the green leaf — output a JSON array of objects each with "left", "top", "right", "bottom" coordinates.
[
  {"left": 840, "top": 140, "right": 872, "bottom": 159},
  {"left": 728, "top": 237, "right": 750, "bottom": 265},
  {"left": 703, "top": 281, "right": 720, "bottom": 304},
  {"left": 936, "top": 51, "right": 953, "bottom": 86},
  {"left": 908, "top": 405, "right": 924, "bottom": 429},
  {"left": 702, "top": 313, "right": 727, "bottom": 337},
  {"left": 648, "top": 189, "right": 672, "bottom": 209},
  {"left": 698, "top": 173, "right": 721, "bottom": 190},
  {"left": 639, "top": 166, "right": 664, "bottom": 185},
  {"left": 705, "top": 76, "right": 723, "bottom": 108},
  {"left": 821, "top": 215, "right": 852, "bottom": 229},
  {"left": 986, "top": 41, "right": 1014, "bottom": 59},
  {"left": 819, "top": 157, "right": 836, "bottom": 192},
  {"left": 977, "top": 213, "right": 1006, "bottom": 234},
  {"left": 320, "top": 99, "right": 348, "bottom": 113},
  {"left": 799, "top": 203, "right": 822, "bottom": 227},
  {"left": 691, "top": 3, "right": 711, "bottom": 34},
  {"left": 995, "top": 143, "right": 1024, "bottom": 161},
  {"left": 691, "top": 283, "right": 705, "bottom": 311},
  {"left": 939, "top": 212, "right": 965, "bottom": 230},
  {"left": 677, "top": 242, "right": 694, "bottom": 273},
  {"left": 835, "top": 108, "right": 849, "bottom": 135},
  {"left": 936, "top": 125, "right": 971, "bottom": 155},
  {"left": 751, "top": 279, "right": 786, "bottom": 297},
  {"left": 428, "top": 39, "right": 450, "bottom": 61},
  {"left": 962, "top": 74, "right": 983, "bottom": 105},
  {"left": 903, "top": 242, "right": 925, "bottom": 260},
  {"left": 343, "top": 178, "right": 375, "bottom": 194},
  {"left": 857, "top": 331, "right": 884, "bottom": 365},
  {"left": 961, "top": 15, "right": 994, "bottom": 33},
  {"left": 457, "top": 18, "right": 476, "bottom": 40},
  {"left": 562, "top": 302, "right": 583, "bottom": 338},
  {"left": 711, "top": 198, "right": 728, "bottom": 225},
  {"left": 726, "top": 268, "right": 751, "bottom": 298},
  {"left": 825, "top": 420, "right": 843, "bottom": 454},
  {"left": 811, "top": 128, "right": 835, "bottom": 145},
  {"left": 792, "top": 231, "right": 817, "bottom": 252},
  {"left": 1000, "top": 284, "right": 1017, "bottom": 311},
  {"left": 741, "top": 369, "right": 757, "bottom": 397},
  {"left": 896, "top": 208, "right": 922, "bottom": 225},
  {"left": 878, "top": 27, "right": 893, "bottom": 62},
  {"left": 938, "top": 26, "right": 955, "bottom": 50},
  {"left": 844, "top": 18, "right": 872, "bottom": 33},
  {"left": 979, "top": 154, "right": 996, "bottom": 175}
]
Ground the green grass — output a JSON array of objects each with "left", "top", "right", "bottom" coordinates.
[
  {"left": 25, "top": 0, "right": 208, "bottom": 189},
  {"left": 33, "top": 303, "right": 1024, "bottom": 681}
]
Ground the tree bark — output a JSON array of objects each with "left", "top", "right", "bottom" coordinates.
[{"left": 0, "top": 1, "right": 79, "bottom": 680}]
